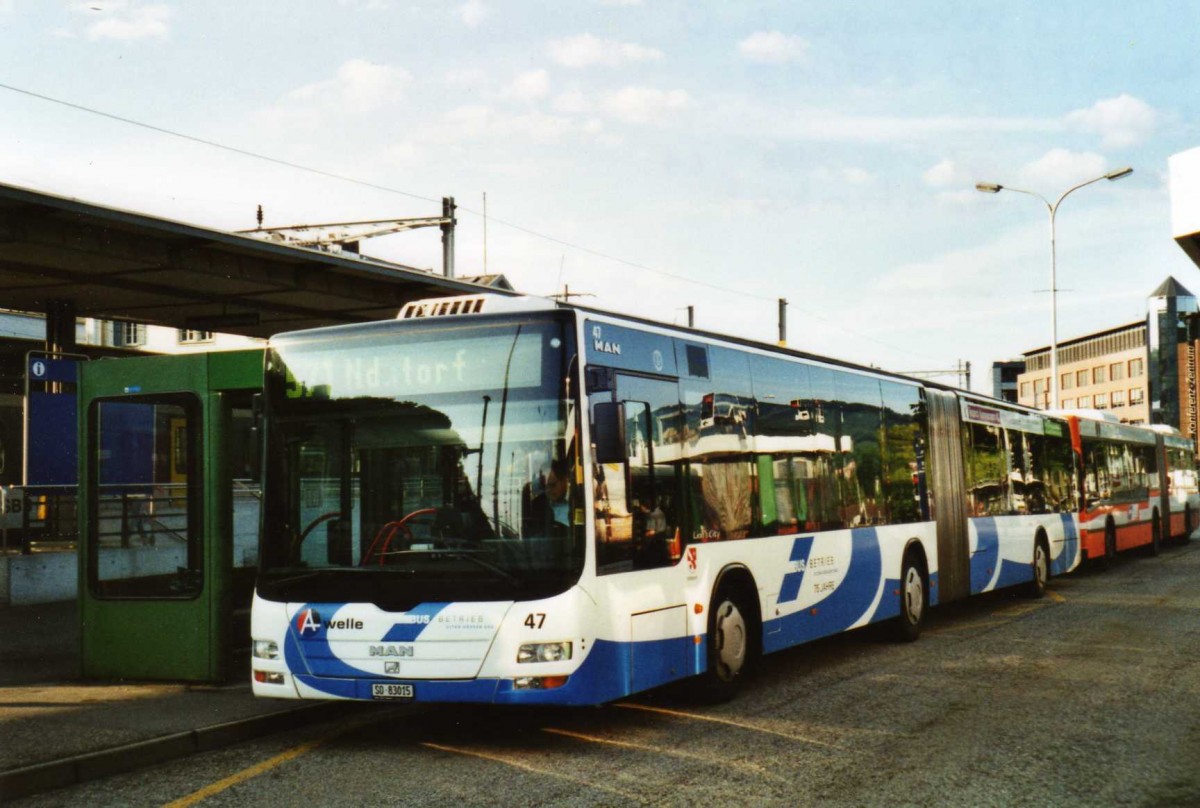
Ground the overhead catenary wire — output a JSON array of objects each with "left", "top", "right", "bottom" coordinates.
[{"left": 0, "top": 80, "right": 947, "bottom": 365}]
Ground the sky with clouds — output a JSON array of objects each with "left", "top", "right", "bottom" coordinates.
[{"left": 1, "top": 1, "right": 1199, "bottom": 390}]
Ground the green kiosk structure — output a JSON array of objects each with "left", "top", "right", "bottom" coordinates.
[{"left": 78, "top": 349, "right": 263, "bottom": 682}]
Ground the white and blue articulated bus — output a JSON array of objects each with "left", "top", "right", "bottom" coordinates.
[{"left": 251, "top": 294, "right": 1081, "bottom": 705}]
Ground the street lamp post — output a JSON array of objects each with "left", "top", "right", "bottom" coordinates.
[{"left": 976, "top": 167, "right": 1133, "bottom": 410}]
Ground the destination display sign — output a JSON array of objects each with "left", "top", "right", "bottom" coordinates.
[
  {"left": 960, "top": 399, "right": 1051, "bottom": 435},
  {"left": 277, "top": 332, "right": 545, "bottom": 399}
]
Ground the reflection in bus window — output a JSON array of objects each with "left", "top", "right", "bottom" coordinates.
[
  {"left": 964, "top": 422, "right": 1007, "bottom": 516},
  {"left": 594, "top": 374, "right": 683, "bottom": 574},
  {"left": 688, "top": 459, "right": 753, "bottom": 541}
]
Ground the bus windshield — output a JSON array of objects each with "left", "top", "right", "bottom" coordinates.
[{"left": 257, "top": 314, "right": 583, "bottom": 608}]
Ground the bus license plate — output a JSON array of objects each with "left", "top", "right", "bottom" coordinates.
[{"left": 371, "top": 683, "right": 414, "bottom": 701}]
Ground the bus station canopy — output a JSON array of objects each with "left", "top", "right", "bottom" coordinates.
[{"left": 0, "top": 181, "right": 511, "bottom": 339}]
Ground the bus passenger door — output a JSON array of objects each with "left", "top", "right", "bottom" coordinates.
[
  {"left": 81, "top": 391, "right": 214, "bottom": 680},
  {"left": 924, "top": 390, "right": 969, "bottom": 603},
  {"left": 592, "top": 374, "right": 684, "bottom": 573}
]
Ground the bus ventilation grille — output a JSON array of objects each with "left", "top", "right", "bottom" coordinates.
[{"left": 398, "top": 297, "right": 488, "bottom": 319}]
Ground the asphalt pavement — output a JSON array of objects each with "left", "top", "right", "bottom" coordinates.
[{"left": 0, "top": 599, "right": 355, "bottom": 802}]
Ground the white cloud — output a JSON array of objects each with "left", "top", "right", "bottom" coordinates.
[
  {"left": 923, "top": 158, "right": 967, "bottom": 188},
  {"left": 459, "top": 0, "right": 487, "bottom": 27},
  {"left": 737, "top": 31, "right": 808, "bottom": 64},
  {"left": 553, "top": 90, "right": 592, "bottom": 114},
  {"left": 385, "top": 140, "right": 421, "bottom": 166},
  {"left": 435, "top": 105, "right": 574, "bottom": 144},
  {"left": 503, "top": 70, "right": 550, "bottom": 103},
  {"left": 263, "top": 59, "right": 411, "bottom": 125},
  {"left": 808, "top": 166, "right": 875, "bottom": 190},
  {"left": 709, "top": 95, "right": 1061, "bottom": 144},
  {"left": 548, "top": 33, "right": 664, "bottom": 68},
  {"left": 335, "top": 0, "right": 396, "bottom": 8},
  {"left": 445, "top": 67, "right": 489, "bottom": 87},
  {"left": 1065, "top": 94, "right": 1158, "bottom": 149},
  {"left": 842, "top": 167, "right": 872, "bottom": 185},
  {"left": 601, "top": 86, "right": 689, "bottom": 124},
  {"left": 1018, "top": 148, "right": 1109, "bottom": 190},
  {"left": 80, "top": 2, "right": 170, "bottom": 41},
  {"left": 599, "top": 0, "right": 643, "bottom": 5}
]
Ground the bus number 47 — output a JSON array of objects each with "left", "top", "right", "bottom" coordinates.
[{"left": 524, "top": 613, "right": 546, "bottom": 629}]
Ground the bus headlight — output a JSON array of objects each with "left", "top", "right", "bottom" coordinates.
[
  {"left": 253, "top": 640, "right": 280, "bottom": 660},
  {"left": 517, "top": 641, "right": 572, "bottom": 663}
]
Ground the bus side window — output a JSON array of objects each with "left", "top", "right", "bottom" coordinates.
[{"left": 964, "top": 422, "right": 1007, "bottom": 517}]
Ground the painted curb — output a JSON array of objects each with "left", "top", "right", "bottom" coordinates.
[{"left": 0, "top": 702, "right": 349, "bottom": 802}]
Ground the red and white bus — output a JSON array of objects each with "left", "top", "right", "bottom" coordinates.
[
  {"left": 1067, "top": 412, "right": 1198, "bottom": 561},
  {"left": 1154, "top": 425, "right": 1200, "bottom": 542}
]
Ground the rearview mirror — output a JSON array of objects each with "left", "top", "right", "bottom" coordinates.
[{"left": 592, "top": 401, "right": 627, "bottom": 464}]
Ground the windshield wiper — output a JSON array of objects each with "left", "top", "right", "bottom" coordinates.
[
  {"left": 383, "top": 548, "right": 522, "bottom": 586},
  {"left": 264, "top": 568, "right": 371, "bottom": 587},
  {"left": 439, "top": 550, "right": 523, "bottom": 586}
]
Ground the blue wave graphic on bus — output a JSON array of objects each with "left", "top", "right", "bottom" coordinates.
[
  {"left": 285, "top": 602, "right": 452, "bottom": 685},
  {"left": 993, "top": 558, "right": 1034, "bottom": 590},
  {"left": 1052, "top": 513, "right": 1080, "bottom": 575},
  {"left": 765, "top": 527, "right": 881, "bottom": 653},
  {"left": 285, "top": 603, "right": 368, "bottom": 680},
  {"left": 288, "top": 637, "right": 681, "bottom": 705},
  {"left": 970, "top": 517, "right": 1000, "bottom": 594},
  {"left": 778, "top": 536, "right": 815, "bottom": 603},
  {"left": 381, "top": 603, "right": 450, "bottom": 642}
]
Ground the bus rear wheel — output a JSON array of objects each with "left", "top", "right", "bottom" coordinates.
[{"left": 1148, "top": 511, "right": 1162, "bottom": 557}]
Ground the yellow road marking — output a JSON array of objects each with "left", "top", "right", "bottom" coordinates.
[
  {"left": 929, "top": 590, "right": 1064, "bottom": 635},
  {"left": 543, "top": 727, "right": 789, "bottom": 783},
  {"left": 162, "top": 737, "right": 327, "bottom": 808},
  {"left": 420, "top": 742, "right": 642, "bottom": 800},
  {"left": 926, "top": 619, "right": 1008, "bottom": 635},
  {"left": 994, "top": 603, "right": 1042, "bottom": 618},
  {"left": 615, "top": 702, "right": 843, "bottom": 750},
  {"left": 162, "top": 712, "right": 391, "bottom": 807}
]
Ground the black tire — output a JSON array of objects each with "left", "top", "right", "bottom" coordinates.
[
  {"left": 695, "top": 585, "right": 755, "bottom": 702},
  {"left": 1101, "top": 521, "right": 1118, "bottom": 569},
  {"left": 892, "top": 553, "right": 926, "bottom": 643},
  {"left": 1147, "top": 511, "right": 1162, "bottom": 557},
  {"left": 1023, "top": 538, "right": 1049, "bottom": 599},
  {"left": 1184, "top": 506, "right": 1194, "bottom": 544}
]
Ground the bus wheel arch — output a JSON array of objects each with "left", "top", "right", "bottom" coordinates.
[
  {"left": 695, "top": 565, "right": 761, "bottom": 702},
  {"left": 1023, "top": 529, "right": 1050, "bottom": 599},
  {"left": 892, "top": 540, "right": 928, "bottom": 643}
]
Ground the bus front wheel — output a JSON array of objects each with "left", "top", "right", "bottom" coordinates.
[
  {"left": 696, "top": 586, "right": 754, "bottom": 702},
  {"left": 1102, "top": 522, "right": 1117, "bottom": 568},
  {"left": 1023, "top": 537, "right": 1049, "bottom": 599},
  {"left": 892, "top": 554, "right": 926, "bottom": 643}
]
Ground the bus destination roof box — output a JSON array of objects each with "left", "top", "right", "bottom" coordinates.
[{"left": 397, "top": 294, "right": 558, "bottom": 321}]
